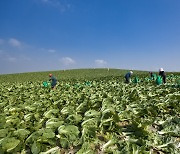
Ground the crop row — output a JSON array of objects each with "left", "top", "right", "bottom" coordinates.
[{"left": 0, "top": 76, "right": 180, "bottom": 153}]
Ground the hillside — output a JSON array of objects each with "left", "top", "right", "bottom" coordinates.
[{"left": 0, "top": 68, "right": 179, "bottom": 83}]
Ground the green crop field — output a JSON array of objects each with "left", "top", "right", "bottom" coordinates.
[{"left": 0, "top": 69, "right": 180, "bottom": 154}]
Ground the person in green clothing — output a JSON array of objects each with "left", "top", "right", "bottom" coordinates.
[{"left": 49, "top": 74, "right": 57, "bottom": 89}]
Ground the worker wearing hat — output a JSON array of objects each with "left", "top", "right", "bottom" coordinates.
[
  {"left": 159, "top": 68, "right": 166, "bottom": 83},
  {"left": 125, "top": 71, "right": 133, "bottom": 83},
  {"left": 49, "top": 74, "right": 57, "bottom": 89}
]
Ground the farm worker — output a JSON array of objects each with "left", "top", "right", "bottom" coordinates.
[
  {"left": 125, "top": 71, "right": 133, "bottom": 83},
  {"left": 149, "top": 72, "right": 157, "bottom": 80},
  {"left": 159, "top": 68, "right": 166, "bottom": 83},
  {"left": 149, "top": 72, "right": 153, "bottom": 78},
  {"left": 156, "top": 76, "right": 162, "bottom": 85},
  {"left": 49, "top": 74, "right": 57, "bottom": 89}
]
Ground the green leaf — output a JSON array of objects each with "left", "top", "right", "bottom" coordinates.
[
  {"left": 31, "top": 142, "right": 41, "bottom": 154},
  {"left": 60, "top": 138, "right": 69, "bottom": 148},
  {"left": 58, "top": 125, "right": 80, "bottom": 147},
  {"left": 102, "top": 139, "right": 115, "bottom": 151},
  {"left": 84, "top": 110, "right": 100, "bottom": 118},
  {"left": 46, "top": 120, "right": 64, "bottom": 129},
  {"left": 24, "top": 113, "right": 32, "bottom": 121},
  {"left": 58, "top": 125, "right": 79, "bottom": 137},
  {"left": 1, "top": 137, "right": 20, "bottom": 152},
  {"left": 82, "top": 127, "right": 96, "bottom": 141},
  {"left": 44, "top": 109, "right": 59, "bottom": 118},
  {"left": 39, "top": 146, "right": 60, "bottom": 154},
  {"left": 61, "top": 107, "right": 74, "bottom": 115},
  {"left": 42, "top": 129, "right": 55, "bottom": 139},
  {"left": 81, "top": 118, "right": 98, "bottom": 128},
  {"left": 66, "top": 114, "right": 82, "bottom": 124},
  {"left": 26, "top": 131, "right": 42, "bottom": 143},
  {"left": 14, "top": 129, "right": 30, "bottom": 139},
  {"left": 0, "top": 129, "right": 8, "bottom": 138},
  {"left": 77, "top": 142, "right": 95, "bottom": 154}
]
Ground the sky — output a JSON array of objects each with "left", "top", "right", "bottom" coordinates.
[{"left": 0, "top": 0, "right": 180, "bottom": 74}]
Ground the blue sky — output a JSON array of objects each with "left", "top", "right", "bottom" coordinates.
[{"left": 0, "top": 0, "right": 180, "bottom": 74}]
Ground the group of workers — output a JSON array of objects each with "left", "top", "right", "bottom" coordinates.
[
  {"left": 125, "top": 68, "right": 166, "bottom": 84},
  {"left": 47, "top": 68, "right": 166, "bottom": 89}
]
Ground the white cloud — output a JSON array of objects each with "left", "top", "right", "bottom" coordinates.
[
  {"left": 48, "top": 49, "right": 56, "bottom": 53},
  {"left": 7, "top": 57, "right": 17, "bottom": 62},
  {"left": 41, "top": 0, "right": 71, "bottom": 12},
  {"left": 45, "top": 0, "right": 53, "bottom": 2},
  {"left": 60, "top": 57, "right": 75, "bottom": 65},
  {"left": 41, "top": 0, "right": 60, "bottom": 6},
  {"left": 0, "top": 49, "right": 31, "bottom": 63},
  {"left": 95, "top": 59, "right": 107, "bottom": 67},
  {"left": 9, "top": 38, "right": 22, "bottom": 48},
  {"left": 20, "top": 55, "right": 31, "bottom": 61},
  {"left": 0, "top": 39, "right": 4, "bottom": 45}
]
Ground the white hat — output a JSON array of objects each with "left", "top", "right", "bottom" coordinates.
[
  {"left": 159, "top": 68, "right": 164, "bottom": 72},
  {"left": 130, "top": 71, "right": 133, "bottom": 74}
]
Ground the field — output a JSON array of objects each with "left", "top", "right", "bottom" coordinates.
[{"left": 0, "top": 69, "right": 180, "bottom": 154}]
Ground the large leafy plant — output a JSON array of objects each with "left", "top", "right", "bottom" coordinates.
[{"left": 0, "top": 73, "right": 179, "bottom": 153}]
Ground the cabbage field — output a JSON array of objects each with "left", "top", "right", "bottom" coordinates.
[{"left": 0, "top": 69, "right": 180, "bottom": 154}]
